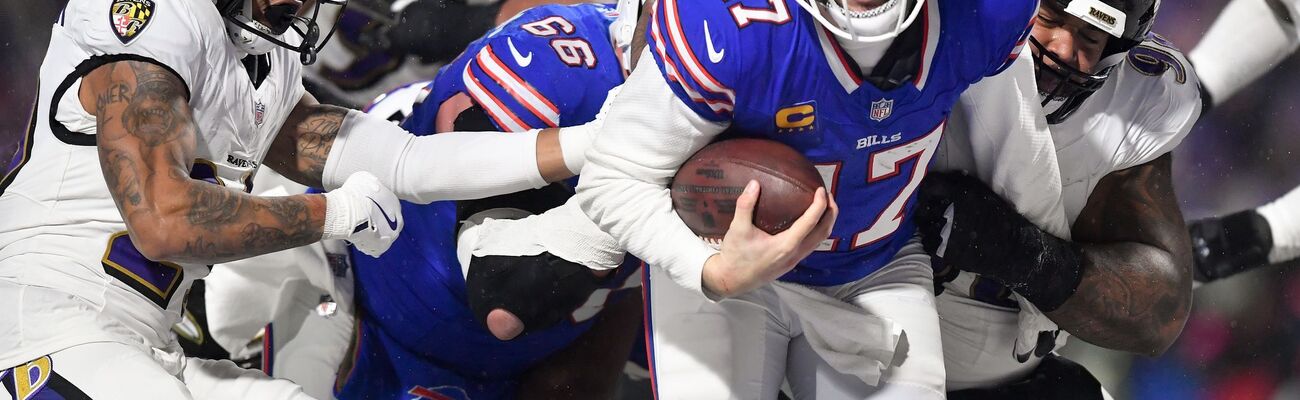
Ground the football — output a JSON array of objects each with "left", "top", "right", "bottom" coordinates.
[{"left": 670, "top": 138, "right": 824, "bottom": 242}]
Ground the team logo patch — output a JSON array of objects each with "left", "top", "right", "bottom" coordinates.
[
  {"left": 110, "top": 0, "right": 155, "bottom": 45},
  {"left": 869, "top": 98, "right": 893, "bottom": 122},
  {"left": 254, "top": 101, "right": 267, "bottom": 126}
]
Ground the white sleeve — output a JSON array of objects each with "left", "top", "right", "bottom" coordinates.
[
  {"left": 61, "top": 0, "right": 215, "bottom": 93},
  {"left": 938, "top": 50, "right": 1072, "bottom": 239},
  {"left": 573, "top": 48, "right": 730, "bottom": 298},
  {"left": 1190, "top": 0, "right": 1300, "bottom": 105},
  {"left": 1258, "top": 184, "right": 1300, "bottom": 264},
  {"left": 1114, "top": 47, "right": 1203, "bottom": 171},
  {"left": 322, "top": 110, "right": 548, "bottom": 203}
]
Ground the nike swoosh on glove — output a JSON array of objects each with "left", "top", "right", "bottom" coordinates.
[{"left": 323, "top": 171, "right": 404, "bottom": 257}]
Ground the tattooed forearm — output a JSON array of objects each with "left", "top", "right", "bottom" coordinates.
[
  {"left": 186, "top": 184, "right": 247, "bottom": 230},
  {"left": 267, "top": 103, "right": 347, "bottom": 187},
  {"left": 296, "top": 106, "right": 345, "bottom": 174},
  {"left": 87, "top": 60, "right": 328, "bottom": 264},
  {"left": 177, "top": 181, "right": 325, "bottom": 263},
  {"left": 1047, "top": 154, "right": 1192, "bottom": 356},
  {"left": 1047, "top": 243, "right": 1188, "bottom": 356}
]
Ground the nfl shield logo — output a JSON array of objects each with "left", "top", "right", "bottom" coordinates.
[
  {"left": 254, "top": 102, "right": 266, "bottom": 126},
  {"left": 870, "top": 98, "right": 893, "bottom": 122}
]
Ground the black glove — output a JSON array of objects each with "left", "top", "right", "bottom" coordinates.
[
  {"left": 465, "top": 253, "right": 608, "bottom": 339},
  {"left": 1188, "top": 209, "right": 1274, "bottom": 283},
  {"left": 913, "top": 171, "right": 1083, "bottom": 312}
]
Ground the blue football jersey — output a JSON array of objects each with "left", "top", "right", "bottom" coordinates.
[
  {"left": 339, "top": 200, "right": 643, "bottom": 399},
  {"left": 337, "top": 5, "right": 642, "bottom": 398},
  {"left": 649, "top": 0, "right": 1036, "bottom": 285},
  {"left": 403, "top": 3, "right": 626, "bottom": 134}
]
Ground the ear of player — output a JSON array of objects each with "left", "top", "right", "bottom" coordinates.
[
  {"left": 913, "top": 171, "right": 1084, "bottom": 312},
  {"left": 322, "top": 171, "right": 404, "bottom": 257}
]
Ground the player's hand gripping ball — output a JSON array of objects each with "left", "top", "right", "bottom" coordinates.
[{"left": 671, "top": 138, "right": 824, "bottom": 243}]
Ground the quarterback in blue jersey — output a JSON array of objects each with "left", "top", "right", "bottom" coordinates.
[
  {"left": 572, "top": 0, "right": 1065, "bottom": 398},
  {"left": 334, "top": 4, "right": 648, "bottom": 399}
]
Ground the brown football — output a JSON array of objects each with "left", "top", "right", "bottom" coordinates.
[{"left": 670, "top": 138, "right": 824, "bottom": 241}]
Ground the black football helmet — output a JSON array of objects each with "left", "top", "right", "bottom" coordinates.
[
  {"left": 1031, "top": 0, "right": 1159, "bottom": 123},
  {"left": 215, "top": 0, "right": 348, "bottom": 65}
]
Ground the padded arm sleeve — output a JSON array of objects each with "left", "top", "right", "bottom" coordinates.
[
  {"left": 1190, "top": 0, "right": 1300, "bottom": 106},
  {"left": 574, "top": 49, "right": 729, "bottom": 298},
  {"left": 322, "top": 109, "right": 547, "bottom": 203}
]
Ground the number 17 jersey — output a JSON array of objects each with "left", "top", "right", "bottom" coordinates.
[{"left": 649, "top": 0, "right": 1037, "bottom": 285}]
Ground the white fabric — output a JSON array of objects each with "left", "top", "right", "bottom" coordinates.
[
  {"left": 644, "top": 239, "right": 945, "bottom": 399},
  {"left": 827, "top": 0, "right": 902, "bottom": 72},
  {"left": 0, "top": 0, "right": 305, "bottom": 369},
  {"left": 937, "top": 289, "right": 1041, "bottom": 391},
  {"left": 266, "top": 290, "right": 354, "bottom": 400},
  {"left": 321, "top": 171, "right": 402, "bottom": 257},
  {"left": 936, "top": 49, "right": 1072, "bottom": 366},
  {"left": 1190, "top": 0, "right": 1300, "bottom": 105},
  {"left": 0, "top": 341, "right": 310, "bottom": 399},
  {"left": 936, "top": 38, "right": 1201, "bottom": 389},
  {"left": 1258, "top": 184, "right": 1300, "bottom": 264},
  {"left": 322, "top": 110, "right": 547, "bottom": 204},
  {"left": 769, "top": 282, "right": 900, "bottom": 387},
  {"left": 460, "top": 201, "right": 626, "bottom": 272},
  {"left": 574, "top": 48, "right": 728, "bottom": 298},
  {"left": 558, "top": 85, "right": 623, "bottom": 175}
]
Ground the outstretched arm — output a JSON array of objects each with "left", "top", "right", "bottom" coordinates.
[
  {"left": 266, "top": 93, "right": 590, "bottom": 203},
  {"left": 1047, "top": 154, "right": 1193, "bottom": 356},
  {"left": 83, "top": 60, "right": 327, "bottom": 264}
]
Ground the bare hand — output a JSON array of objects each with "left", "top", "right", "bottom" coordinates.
[{"left": 701, "top": 181, "right": 838, "bottom": 297}]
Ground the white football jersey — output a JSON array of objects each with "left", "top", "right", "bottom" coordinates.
[
  {"left": 1051, "top": 36, "right": 1201, "bottom": 222},
  {"left": 944, "top": 35, "right": 1200, "bottom": 227},
  {"left": 0, "top": 0, "right": 304, "bottom": 367},
  {"left": 934, "top": 36, "right": 1201, "bottom": 380}
]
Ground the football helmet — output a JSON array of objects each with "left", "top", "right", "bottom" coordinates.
[
  {"left": 1032, "top": 0, "right": 1159, "bottom": 123},
  {"left": 793, "top": 0, "right": 926, "bottom": 43},
  {"left": 215, "top": 0, "right": 348, "bottom": 64}
]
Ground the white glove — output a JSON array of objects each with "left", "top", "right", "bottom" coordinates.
[
  {"left": 557, "top": 85, "right": 623, "bottom": 174},
  {"left": 323, "top": 171, "right": 404, "bottom": 257}
]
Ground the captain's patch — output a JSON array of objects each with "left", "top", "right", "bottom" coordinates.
[{"left": 110, "top": 0, "right": 155, "bottom": 45}]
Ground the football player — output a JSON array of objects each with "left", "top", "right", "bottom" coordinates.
[
  {"left": 1185, "top": 0, "right": 1300, "bottom": 283},
  {"left": 916, "top": 0, "right": 1201, "bottom": 396},
  {"left": 571, "top": 0, "right": 1069, "bottom": 398},
  {"left": 338, "top": 4, "right": 647, "bottom": 398},
  {"left": 200, "top": 3, "right": 650, "bottom": 398},
  {"left": 0, "top": 0, "right": 601, "bottom": 397}
]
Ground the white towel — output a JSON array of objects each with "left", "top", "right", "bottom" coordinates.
[{"left": 771, "top": 281, "right": 901, "bottom": 386}]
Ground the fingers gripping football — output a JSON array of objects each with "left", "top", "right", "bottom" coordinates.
[
  {"left": 704, "top": 182, "right": 836, "bottom": 298},
  {"left": 323, "top": 171, "right": 404, "bottom": 257}
]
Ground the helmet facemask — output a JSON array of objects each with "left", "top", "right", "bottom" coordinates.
[
  {"left": 793, "top": 0, "right": 925, "bottom": 43},
  {"left": 217, "top": 0, "right": 348, "bottom": 65},
  {"left": 1033, "top": 0, "right": 1158, "bottom": 123},
  {"left": 1030, "top": 36, "right": 1121, "bottom": 124}
]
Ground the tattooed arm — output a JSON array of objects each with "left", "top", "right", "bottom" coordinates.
[
  {"left": 80, "top": 60, "right": 328, "bottom": 264},
  {"left": 265, "top": 93, "right": 594, "bottom": 203},
  {"left": 1046, "top": 154, "right": 1193, "bottom": 356}
]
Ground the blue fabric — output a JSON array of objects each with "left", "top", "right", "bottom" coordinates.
[{"left": 647, "top": 0, "right": 1036, "bottom": 285}]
